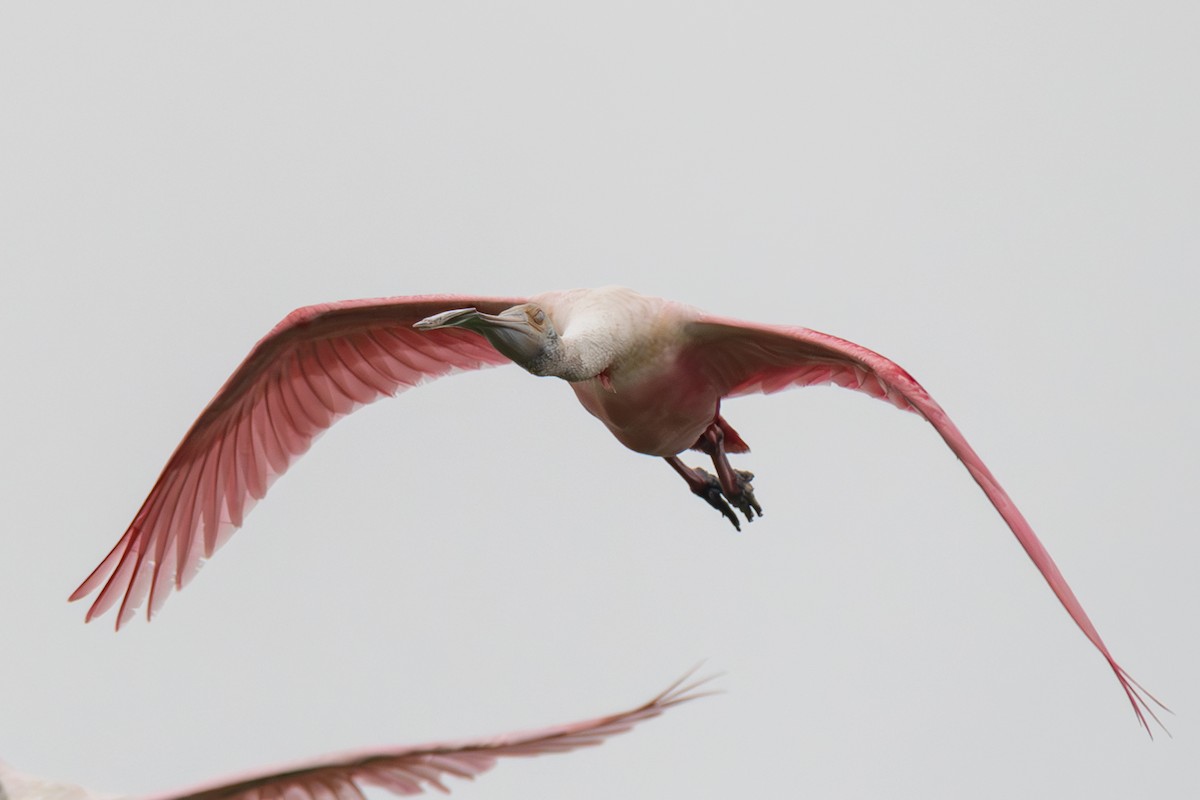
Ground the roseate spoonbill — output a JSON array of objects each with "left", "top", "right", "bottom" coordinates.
[
  {"left": 0, "top": 672, "right": 707, "bottom": 799},
  {"left": 70, "top": 287, "right": 1161, "bottom": 730}
]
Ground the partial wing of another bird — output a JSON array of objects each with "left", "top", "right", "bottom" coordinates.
[
  {"left": 71, "top": 295, "right": 525, "bottom": 628},
  {"left": 139, "top": 672, "right": 712, "bottom": 800},
  {"left": 684, "top": 315, "right": 1164, "bottom": 732}
]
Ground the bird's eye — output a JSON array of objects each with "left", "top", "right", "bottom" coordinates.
[{"left": 532, "top": 309, "right": 546, "bottom": 325}]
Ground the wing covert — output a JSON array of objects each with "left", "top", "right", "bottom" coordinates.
[
  {"left": 144, "top": 673, "right": 711, "bottom": 800},
  {"left": 685, "top": 315, "right": 1163, "bottom": 732},
  {"left": 72, "top": 295, "right": 525, "bottom": 628}
]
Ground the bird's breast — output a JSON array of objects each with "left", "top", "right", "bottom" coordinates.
[{"left": 569, "top": 358, "right": 721, "bottom": 457}]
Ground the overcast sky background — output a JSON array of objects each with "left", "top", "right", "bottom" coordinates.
[{"left": 2, "top": 3, "right": 1197, "bottom": 798}]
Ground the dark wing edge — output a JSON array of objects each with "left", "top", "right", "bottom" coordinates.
[
  {"left": 686, "top": 315, "right": 1166, "bottom": 734},
  {"left": 144, "top": 670, "right": 716, "bottom": 800},
  {"left": 71, "top": 295, "right": 526, "bottom": 629}
]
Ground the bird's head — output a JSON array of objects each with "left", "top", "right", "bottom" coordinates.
[{"left": 414, "top": 303, "right": 560, "bottom": 373}]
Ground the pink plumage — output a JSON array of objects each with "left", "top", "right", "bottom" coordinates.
[
  {"left": 0, "top": 672, "right": 710, "bottom": 800},
  {"left": 71, "top": 296, "right": 523, "bottom": 626},
  {"left": 683, "top": 315, "right": 1164, "bottom": 732},
  {"left": 71, "top": 287, "right": 1161, "bottom": 731},
  {"left": 149, "top": 672, "right": 708, "bottom": 800}
]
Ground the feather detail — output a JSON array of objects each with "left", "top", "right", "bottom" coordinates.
[
  {"left": 686, "top": 315, "right": 1166, "bottom": 734},
  {"left": 71, "top": 296, "right": 524, "bottom": 628},
  {"left": 139, "top": 671, "right": 714, "bottom": 800}
]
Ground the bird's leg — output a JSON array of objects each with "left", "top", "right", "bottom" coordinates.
[
  {"left": 696, "top": 424, "right": 762, "bottom": 525},
  {"left": 665, "top": 456, "right": 743, "bottom": 530},
  {"left": 665, "top": 422, "right": 763, "bottom": 530}
]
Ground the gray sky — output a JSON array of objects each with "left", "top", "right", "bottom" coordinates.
[{"left": 2, "top": 3, "right": 1197, "bottom": 798}]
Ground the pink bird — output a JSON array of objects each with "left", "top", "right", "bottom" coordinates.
[
  {"left": 71, "top": 287, "right": 1160, "bottom": 730},
  {"left": 0, "top": 672, "right": 707, "bottom": 799}
]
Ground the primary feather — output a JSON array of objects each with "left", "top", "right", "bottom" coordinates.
[
  {"left": 0, "top": 672, "right": 711, "bottom": 800},
  {"left": 71, "top": 296, "right": 522, "bottom": 627}
]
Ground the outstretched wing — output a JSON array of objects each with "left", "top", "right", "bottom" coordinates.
[
  {"left": 71, "top": 295, "right": 525, "bottom": 629},
  {"left": 144, "top": 672, "right": 713, "bottom": 800},
  {"left": 684, "top": 314, "right": 1164, "bottom": 733}
]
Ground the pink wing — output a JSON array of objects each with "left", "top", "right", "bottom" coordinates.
[
  {"left": 71, "top": 295, "right": 525, "bottom": 629},
  {"left": 685, "top": 315, "right": 1165, "bottom": 733},
  {"left": 141, "top": 672, "right": 712, "bottom": 800}
]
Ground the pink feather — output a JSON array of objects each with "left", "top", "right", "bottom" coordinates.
[
  {"left": 70, "top": 296, "right": 524, "bottom": 628},
  {"left": 143, "top": 672, "right": 711, "bottom": 800},
  {"left": 686, "top": 315, "right": 1165, "bottom": 733}
]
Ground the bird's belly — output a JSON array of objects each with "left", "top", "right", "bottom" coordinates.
[{"left": 569, "top": 375, "right": 719, "bottom": 457}]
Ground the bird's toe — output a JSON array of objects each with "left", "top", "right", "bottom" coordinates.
[
  {"left": 731, "top": 470, "right": 763, "bottom": 523},
  {"left": 689, "top": 467, "right": 742, "bottom": 531}
]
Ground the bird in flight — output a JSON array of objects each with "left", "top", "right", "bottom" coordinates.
[
  {"left": 0, "top": 671, "right": 708, "bottom": 799},
  {"left": 70, "top": 287, "right": 1161, "bottom": 730}
]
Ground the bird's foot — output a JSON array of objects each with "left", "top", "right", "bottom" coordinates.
[
  {"left": 728, "top": 469, "right": 763, "bottom": 525},
  {"left": 688, "top": 467, "right": 762, "bottom": 531}
]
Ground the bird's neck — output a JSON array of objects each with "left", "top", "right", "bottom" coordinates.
[{"left": 523, "top": 332, "right": 610, "bottom": 382}]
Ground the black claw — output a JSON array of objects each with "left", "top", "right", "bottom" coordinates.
[
  {"left": 671, "top": 457, "right": 762, "bottom": 531},
  {"left": 708, "top": 489, "right": 742, "bottom": 531},
  {"left": 689, "top": 468, "right": 742, "bottom": 531}
]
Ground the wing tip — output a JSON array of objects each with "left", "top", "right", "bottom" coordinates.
[
  {"left": 1110, "top": 661, "right": 1171, "bottom": 740},
  {"left": 652, "top": 663, "right": 724, "bottom": 709}
]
